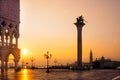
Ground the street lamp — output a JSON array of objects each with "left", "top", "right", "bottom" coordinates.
[
  {"left": 44, "top": 51, "right": 52, "bottom": 73},
  {"left": 30, "top": 57, "right": 35, "bottom": 69},
  {"left": 54, "top": 59, "right": 57, "bottom": 68}
]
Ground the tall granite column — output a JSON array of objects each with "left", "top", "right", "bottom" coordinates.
[{"left": 74, "top": 16, "right": 85, "bottom": 67}]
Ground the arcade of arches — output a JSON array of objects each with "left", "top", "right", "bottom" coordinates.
[{"left": 0, "top": 19, "right": 20, "bottom": 72}]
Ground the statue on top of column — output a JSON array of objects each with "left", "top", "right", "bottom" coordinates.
[{"left": 77, "top": 16, "right": 84, "bottom": 24}]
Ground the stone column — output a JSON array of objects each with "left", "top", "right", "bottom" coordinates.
[
  {"left": 15, "top": 26, "right": 19, "bottom": 48},
  {"left": 8, "top": 28, "right": 13, "bottom": 48},
  {"left": 1, "top": 30, "right": 5, "bottom": 47},
  {"left": 8, "top": 27, "right": 14, "bottom": 47},
  {"left": 10, "top": 36, "right": 13, "bottom": 47},
  {"left": 15, "top": 61, "right": 18, "bottom": 71},
  {"left": 77, "top": 28, "right": 83, "bottom": 67},
  {"left": 5, "top": 60, "right": 8, "bottom": 71},
  {"left": 5, "top": 31, "right": 9, "bottom": 46},
  {"left": 1, "top": 61, "right": 4, "bottom": 73},
  {"left": 15, "top": 37, "right": 18, "bottom": 48},
  {"left": 74, "top": 16, "right": 85, "bottom": 68}
]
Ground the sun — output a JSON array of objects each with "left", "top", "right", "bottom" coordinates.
[{"left": 22, "top": 49, "right": 28, "bottom": 54}]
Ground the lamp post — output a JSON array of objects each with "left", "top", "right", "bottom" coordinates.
[
  {"left": 54, "top": 59, "right": 57, "bottom": 68},
  {"left": 44, "top": 51, "right": 52, "bottom": 73},
  {"left": 31, "top": 57, "right": 35, "bottom": 69}
]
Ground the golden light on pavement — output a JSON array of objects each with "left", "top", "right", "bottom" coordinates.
[{"left": 22, "top": 69, "right": 29, "bottom": 80}]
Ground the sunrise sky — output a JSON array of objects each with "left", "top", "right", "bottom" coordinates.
[{"left": 19, "top": 0, "right": 120, "bottom": 66}]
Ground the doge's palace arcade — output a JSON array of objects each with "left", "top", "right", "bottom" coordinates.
[{"left": 0, "top": 0, "right": 20, "bottom": 72}]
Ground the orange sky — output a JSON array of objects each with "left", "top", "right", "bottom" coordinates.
[{"left": 18, "top": 0, "right": 120, "bottom": 66}]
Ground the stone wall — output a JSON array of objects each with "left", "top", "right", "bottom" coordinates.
[{"left": 0, "top": 0, "right": 20, "bottom": 22}]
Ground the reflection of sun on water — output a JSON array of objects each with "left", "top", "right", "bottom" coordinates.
[
  {"left": 22, "top": 69, "right": 29, "bottom": 80},
  {"left": 23, "top": 69, "right": 27, "bottom": 76}
]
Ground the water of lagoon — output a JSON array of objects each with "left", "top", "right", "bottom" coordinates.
[{"left": 0, "top": 69, "right": 120, "bottom": 80}]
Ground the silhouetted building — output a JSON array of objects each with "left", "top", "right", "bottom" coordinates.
[
  {"left": 93, "top": 56, "right": 120, "bottom": 69},
  {"left": 0, "top": 0, "right": 20, "bottom": 72},
  {"left": 90, "top": 49, "right": 93, "bottom": 65},
  {"left": 74, "top": 16, "right": 85, "bottom": 67}
]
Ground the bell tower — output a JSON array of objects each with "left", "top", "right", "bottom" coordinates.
[
  {"left": 74, "top": 16, "right": 85, "bottom": 67},
  {"left": 0, "top": 0, "right": 20, "bottom": 72}
]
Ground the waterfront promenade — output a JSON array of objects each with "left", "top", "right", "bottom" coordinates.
[{"left": 0, "top": 69, "right": 119, "bottom": 80}]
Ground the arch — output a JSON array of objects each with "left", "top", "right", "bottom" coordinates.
[
  {"left": 7, "top": 54, "right": 14, "bottom": 68},
  {"left": 7, "top": 49, "right": 20, "bottom": 62},
  {"left": 3, "top": 49, "right": 20, "bottom": 71},
  {"left": 6, "top": 52, "right": 15, "bottom": 61}
]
